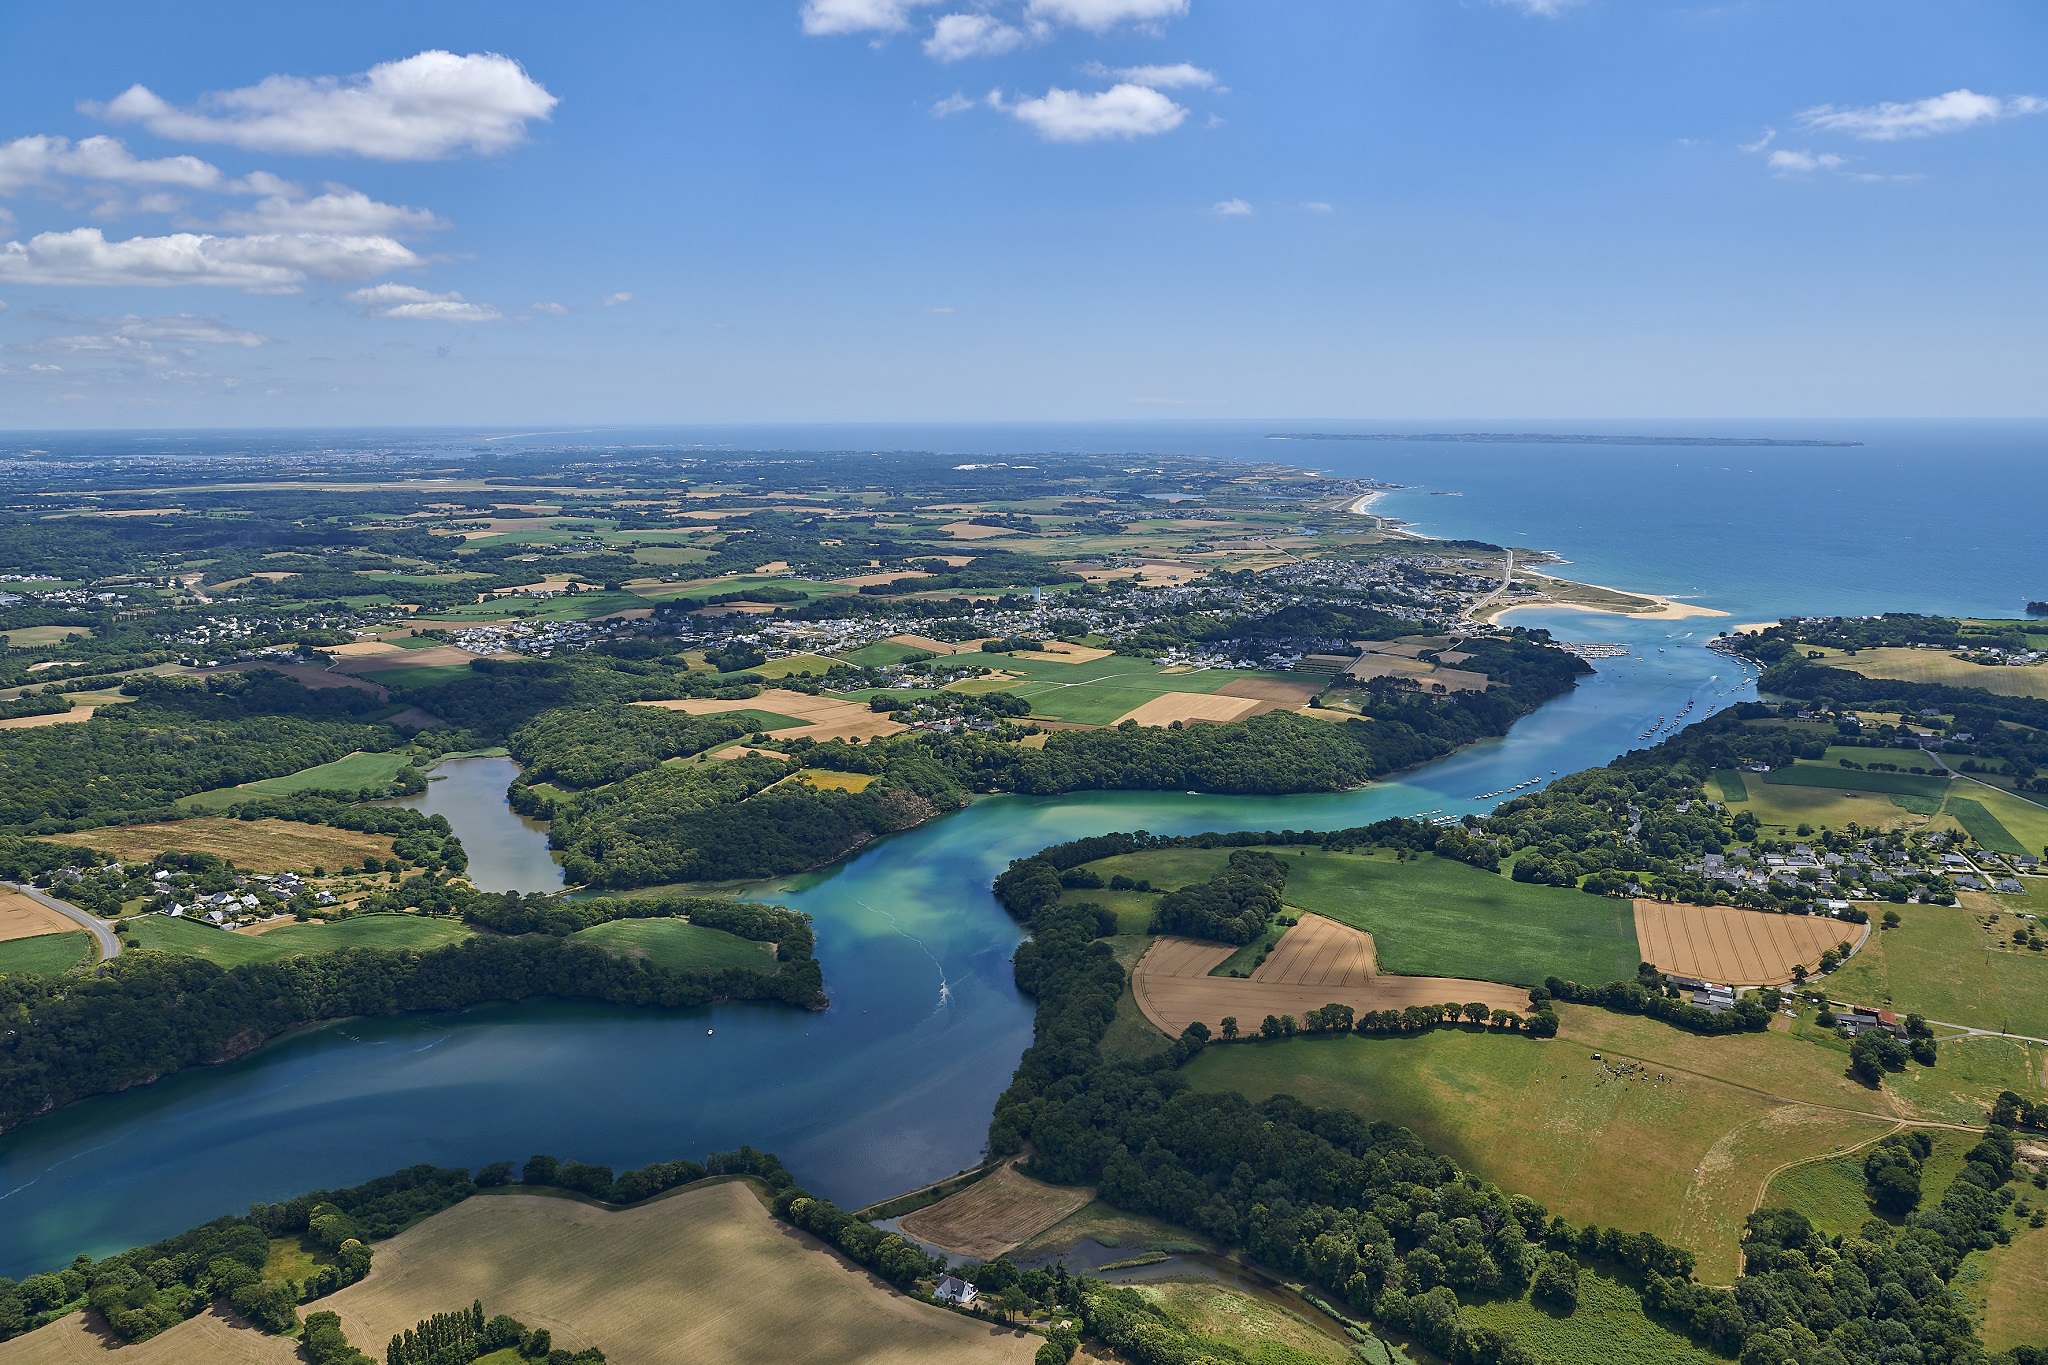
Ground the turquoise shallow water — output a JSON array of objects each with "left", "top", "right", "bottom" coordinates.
[{"left": 3, "top": 419, "right": 2039, "bottom": 1275}]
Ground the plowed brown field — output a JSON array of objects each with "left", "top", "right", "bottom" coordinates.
[
  {"left": 1633, "top": 901, "right": 1866, "bottom": 986},
  {"left": 1131, "top": 914, "right": 1528, "bottom": 1035}
]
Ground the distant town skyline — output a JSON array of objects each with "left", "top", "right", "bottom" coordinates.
[{"left": 1, "top": 0, "right": 2043, "bottom": 425}]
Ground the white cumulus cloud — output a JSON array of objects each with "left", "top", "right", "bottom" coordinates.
[
  {"left": 1209, "top": 198, "right": 1252, "bottom": 216},
  {"left": 1796, "top": 88, "right": 2048, "bottom": 141},
  {"left": 1001, "top": 84, "right": 1187, "bottom": 142},
  {"left": 0, "top": 227, "right": 418, "bottom": 291},
  {"left": 925, "top": 13, "right": 1031, "bottom": 61},
  {"left": 1024, "top": 0, "right": 1187, "bottom": 31},
  {"left": 0, "top": 135, "right": 225, "bottom": 195},
  {"left": 90, "top": 51, "right": 558, "bottom": 160},
  {"left": 220, "top": 186, "right": 445, "bottom": 235},
  {"left": 602, "top": 291, "right": 634, "bottom": 307},
  {"left": 348, "top": 283, "right": 502, "bottom": 322},
  {"left": 801, "top": 0, "right": 943, "bottom": 35}
]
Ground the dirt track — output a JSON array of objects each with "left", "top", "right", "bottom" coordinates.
[
  {"left": 1130, "top": 914, "right": 1529, "bottom": 1036},
  {"left": 1633, "top": 901, "right": 1865, "bottom": 986}
]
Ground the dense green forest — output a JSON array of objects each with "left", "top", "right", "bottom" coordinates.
[{"left": 0, "top": 675, "right": 405, "bottom": 830}]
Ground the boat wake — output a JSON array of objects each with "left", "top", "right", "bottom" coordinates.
[{"left": 852, "top": 894, "right": 953, "bottom": 1009}]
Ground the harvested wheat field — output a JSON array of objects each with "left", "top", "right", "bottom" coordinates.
[
  {"left": 1634, "top": 901, "right": 1865, "bottom": 986},
  {"left": 1216, "top": 677, "right": 1323, "bottom": 706},
  {"left": 322, "top": 1184, "right": 1036, "bottom": 1365},
  {"left": 899, "top": 1165, "right": 1094, "bottom": 1260},
  {"left": 0, "top": 1306, "right": 297, "bottom": 1364},
  {"left": 1132, "top": 915, "right": 1528, "bottom": 1036},
  {"left": 334, "top": 645, "right": 484, "bottom": 673},
  {"left": 0, "top": 708, "right": 92, "bottom": 730},
  {"left": 937, "top": 520, "right": 1017, "bottom": 540},
  {"left": 1012, "top": 641, "right": 1116, "bottom": 664},
  {"left": 834, "top": 570, "right": 933, "bottom": 588},
  {"left": 50, "top": 819, "right": 395, "bottom": 873},
  {"left": 636, "top": 689, "right": 907, "bottom": 742},
  {"left": 320, "top": 639, "right": 404, "bottom": 657},
  {"left": 0, "top": 889, "right": 74, "bottom": 942},
  {"left": 884, "top": 633, "right": 979, "bottom": 655},
  {"left": 1113, "top": 693, "right": 1264, "bottom": 727}
]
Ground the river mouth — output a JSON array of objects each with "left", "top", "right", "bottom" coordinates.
[{"left": 0, "top": 612, "right": 1741, "bottom": 1277}]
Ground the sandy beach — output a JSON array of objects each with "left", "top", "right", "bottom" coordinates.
[{"left": 1490, "top": 568, "right": 1730, "bottom": 623}]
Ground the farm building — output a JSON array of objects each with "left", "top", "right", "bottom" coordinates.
[{"left": 933, "top": 1275, "right": 978, "bottom": 1307}]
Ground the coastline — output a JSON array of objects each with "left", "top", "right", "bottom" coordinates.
[{"left": 1485, "top": 565, "right": 1729, "bottom": 623}]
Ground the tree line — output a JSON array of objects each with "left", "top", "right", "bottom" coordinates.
[{"left": 0, "top": 898, "right": 822, "bottom": 1132}]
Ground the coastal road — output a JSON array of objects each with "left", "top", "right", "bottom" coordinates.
[
  {"left": 1452, "top": 549, "right": 1515, "bottom": 640},
  {"left": 4, "top": 880, "right": 120, "bottom": 961}
]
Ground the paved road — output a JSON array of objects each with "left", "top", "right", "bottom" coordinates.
[{"left": 4, "top": 880, "right": 119, "bottom": 961}]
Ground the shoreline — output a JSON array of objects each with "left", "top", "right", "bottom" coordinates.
[{"left": 1491, "top": 564, "right": 1730, "bottom": 624}]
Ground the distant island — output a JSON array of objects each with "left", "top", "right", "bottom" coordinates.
[{"left": 1271, "top": 432, "right": 1864, "bottom": 447}]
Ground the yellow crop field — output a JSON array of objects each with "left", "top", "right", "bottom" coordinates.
[
  {"left": 321, "top": 1183, "right": 1038, "bottom": 1365},
  {"left": 49, "top": 819, "right": 394, "bottom": 873}
]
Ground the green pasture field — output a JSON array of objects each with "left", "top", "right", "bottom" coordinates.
[
  {"left": 1820, "top": 646, "right": 2048, "bottom": 700},
  {"left": 1822, "top": 900, "right": 2048, "bottom": 1038},
  {"left": 1883, "top": 1035, "right": 2043, "bottom": 1126},
  {"left": 632, "top": 575, "right": 851, "bottom": 603},
  {"left": 1283, "top": 849, "right": 1640, "bottom": 986},
  {"left": 1075, "top": 845, "right": 1638, "bottom": 986},
  {"left": 840, "top": 641, "right": 937, "bottom": 667},
  {"left": 750, "top": 654, "right": 837, "bottom": 679},
  {"left": 571, "top": 918, "right": 774, "bottom": 973},
  {"left": 1957, "top": 784, "right": 2048, "bottom": 856},
  {"left": 1948, "top": 797, "right": 2027, "bottom": 855},
  {"left": 629, "top": 544, "right": 714, "bottom": 565},
  {"left": 1731, "top": 780, "right": 1920, "bottom": 832},
  {"left": 1712, "top": 769, "right": 1749, "bottom": 802},
  {"left": 1462, "top": 1271, "right": 1723, "bottom": 1365},
  {"left": 1763, "top": 763, "right": 1949, "bottom": 798},
  {"left": 1058, "top": 886, "right": 1159, "bottom": 935},
  {"left": 127, "top": 913, "right": 472, "bottom": 966},
  {"left": 422, "top": 590, "right": 651, "bottom": 623},
  {"left": 358, "top": 663, "right": 476, "bottom": 690},
  {"left": 1, "top": 625, "right": 90, "bottom": 647},
  {"left": 1893, "top": 793, "right": 1944, "bottom": 816},
  {"left": 972, "top": 654, "right": 1325, "bottom": 726},
  {"left": 1954, "top": 1209, "right": 2048, "bottom": 1352},
  {"left": 1185, "top": 1008, "right": 1903, "bottom": 1284},
  {"left": 391, "top": 632, "right": 459, "bottom": 649},
  {"left": 1762, "top": 1129, "right": 1978, "bottom": 1240},
  {"left": 181, "top": 750, "right": 413, "bottom": 810},
  {"left": 1821, "top": 745, "right": 1949, "bottom": 774},
  {"left": 0, "top": 931, "right": 95, "bottom": 976}
]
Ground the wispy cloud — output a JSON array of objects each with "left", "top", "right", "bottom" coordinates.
[
  {"left": 219, "top": 186, "right": 445, "bottom": 236},
  {"left": 348, "top": 283, "right": 502, "bottom": 322},
  {"left": 1766, "top": 149, "right": 1846, "bottom": 175},
  {"left": 88, "top": 51, "right": 558, "bottom": 160},
  {"left": 1084, "top": 61, "right": 1218, "bottom": 90},
  {"left": 1209, "top": 198, "right": 1252, "bottom": 217},
  {"left": 601, "top": 291, "right": 634, "bottom": 307},
  {"left": 1796, "top": 88, "right": 2047, "bottom": 141},
  {"left": 998, "top": 84, "right": 1188, "bottom": 142},
  {"left": 1491, "top": 0, "right": 1587, "bottom": 16},
  {"left": 800, "top": 0, "right": 943, "bottom": 35},
  {"left": 1299, "top": 200, "right": 1334, "bottom": 214},
  {"left": 1025, "top": 0, "right": 1187, "bottom": 31},
  {"left": 530, "top": 301, "right": 568, "bottom": 315},
  {"left": 931, "top": 91, "right": 978, "bottom": 117}
]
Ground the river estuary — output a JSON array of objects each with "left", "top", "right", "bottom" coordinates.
[{"left": 0, "top": 610, "right": 1749, "bottom": 1276}]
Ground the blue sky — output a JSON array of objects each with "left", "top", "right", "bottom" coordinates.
[{"left": 0, "top": 0, "right": 2042, "bottom": 425}]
